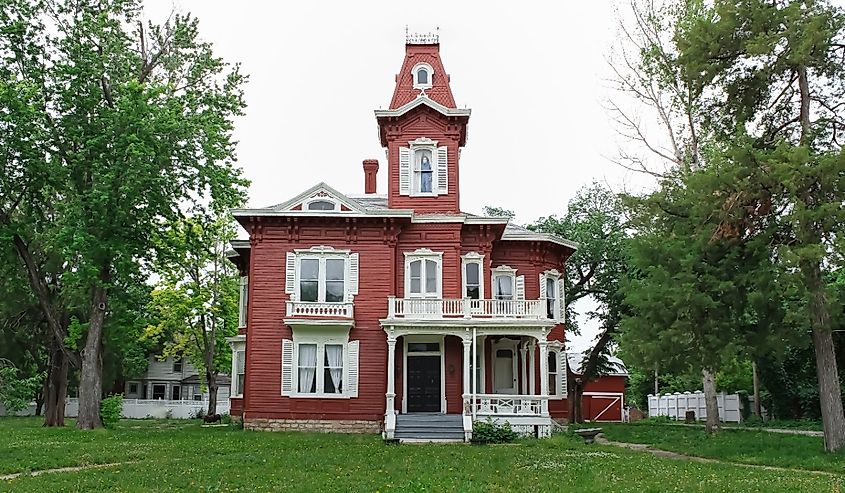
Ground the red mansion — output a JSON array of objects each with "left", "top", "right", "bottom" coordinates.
[{"left": 226, "top": 34, "right": 623, "bottom": 441}]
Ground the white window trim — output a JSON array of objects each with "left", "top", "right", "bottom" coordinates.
[
  {"left": 461, "top": 252, "right": 485, "bottom": 300},
  {"left": 291, "top": 331, "right": 352, "bottom": 399},
  {"left": 238, "top": 276, "right": 248, "bottom": 328},
  {"left": 412, "top": 62, "right": 434, "bottom": 90},
  {"left": 491, "top": 265, "right": 517, "bottom": 300},
  {"left": 548, "top": 346, "right": 565, "bottom": 400},
  {"left": 229, "top": 336, "right": 246, "bottom": 397},
  {"left": 409, "top": 137, "right": 438, "bottom": 197},
  {"left": 404, "top": 248, "right": 443, "bottom": 298},
  {"left": 294, "top": 246, "right": 351, "bottom": 303},
  {"left": 542, "top": 269, "right": 564, "bottom": 321},
  {"left": 402, "top": 335, "right": 446, "bottom": 414}
]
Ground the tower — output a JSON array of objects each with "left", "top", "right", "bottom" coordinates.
[{"left": 375, "top": 32, "right": 471, "bottom": 214}]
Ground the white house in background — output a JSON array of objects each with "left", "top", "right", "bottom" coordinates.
[{"left": 124, "top": 356, "right": 231, "bottom": 402}]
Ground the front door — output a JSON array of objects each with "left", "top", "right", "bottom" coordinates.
[
  {"left": 406, "top": 355, "right": 441, "bottom": 412},
  {"left": 493, "top": 348, "right": 517, "bottom": 394}
]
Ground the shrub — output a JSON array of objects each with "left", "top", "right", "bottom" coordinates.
[
  {"left": 100, "top": 394, "right": 123, "bottom": 428},
  {"left": 471, "top": 419, "right": 519, "bottom": 444}
]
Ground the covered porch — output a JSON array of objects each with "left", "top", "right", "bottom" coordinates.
[{"left": 381, "top": 322, "right": 559, "bottom": 441}]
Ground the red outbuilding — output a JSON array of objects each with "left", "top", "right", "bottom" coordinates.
[{"left": 225, "top": 34, "right": 621, "bottom": 441}]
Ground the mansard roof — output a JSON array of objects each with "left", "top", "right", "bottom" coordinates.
[{"left": 389, "top": 42, "right": 456, "bottom": 109}]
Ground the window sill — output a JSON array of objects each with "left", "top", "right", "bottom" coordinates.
[
  {"left": 288, "top": 393, "right": 351, "bottom": 399},
  {"left": 410, "top": 192, "right": 439, "bottom": 198}
]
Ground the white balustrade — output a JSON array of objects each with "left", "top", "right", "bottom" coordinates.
[
  {"left": 473, "top": 394, "right": 548, "bottom": 417},
  {"left": 387, "top": 298, "right": 547, "bottom": 319},
  {"left": 286, "top": 301, "right": 354, "bottom": 318}
]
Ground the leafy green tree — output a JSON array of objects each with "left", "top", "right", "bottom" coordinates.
[
  {"left": 0, "top": 0, "right": 247, "bottom": 428},
  {"left": 145, "top": 215, "right": 242, "bottom": 416},
  {"left": 481, "top": 206, "right": 516, "bottom": 219},
  {"left": 531, "top": 183, "right": 629, "bottom": 422},
  {"left": 677, "top": 0, "right": 845, "bottom": 451},
  {"left": 0, "top": 360, "right": 43, "bottom": 414}
]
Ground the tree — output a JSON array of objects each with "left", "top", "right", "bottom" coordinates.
[
  {"left": 0, "top": 0, "right": 247, "bottom": 428},
  {"left": 145, "top": 214, "right": 242, "bottom": 416},
  {"left": 0, "top": 359, "right": 43, "bottom": 415},
  {"left": 677, "top": 0, "right": 845, "bottom": 451},
  {"left": 531, "top": 183, "right": 629, "bottom": 422}
]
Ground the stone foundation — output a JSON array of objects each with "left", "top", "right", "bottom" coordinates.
[{"left": 245, "top": 418, "right": 380, "bottom": 434}]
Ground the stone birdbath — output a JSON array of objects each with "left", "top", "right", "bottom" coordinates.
[{"left": 575, "top": 428, "right": 603, "bottom": 444}]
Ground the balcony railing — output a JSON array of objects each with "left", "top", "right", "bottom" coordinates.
[
  {"left": 387, "top": 297, "right": 547, "bottom": 320},
  {"left": 472, "top": 394, "right": 549, "bottom": 417},
  {"left": 286, "top": 301, "right": 354, "bottom": 318}
]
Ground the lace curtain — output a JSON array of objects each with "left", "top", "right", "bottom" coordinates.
[{"left": 298, "top": 344, "right": 317, "bottom": 393}]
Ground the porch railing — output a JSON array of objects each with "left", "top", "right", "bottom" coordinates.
[
  {"left": 387, "top": 297, "right": 547, "bottom": 319},
  {"left": 286, "top": 301, "right": 354, "bottom": 318},
  {"left": 472, "top": 394, "right": 549, "bottom": 417}
]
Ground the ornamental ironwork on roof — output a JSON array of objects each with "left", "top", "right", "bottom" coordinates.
[{"left": 406, "top": 26, "right": 439, "bottom": 45}]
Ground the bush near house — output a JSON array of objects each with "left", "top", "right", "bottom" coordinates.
[
  {"left": 99, "top": 395, "right": 123, "bottom": 429},
  {"left": 471, "top": 419, "right": 519, "bottom": 444}
]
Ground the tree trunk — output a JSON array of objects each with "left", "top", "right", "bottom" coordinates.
[
  {"left": 752, "top": 361, "right": 761, "bottom": 419},
  {"left": 570, "top": 381, "right": 584, "bottom": 423},
  {"left": 76, "top": 283, "right": 108, "bottom": 430},
  {"left": 206, "top": 371, "right": 218, "bottom": 416},
  {"left": 702, "top": 368, "right": 720, "bottom": 434},
  {"left": 802, "top": 260, "right": 845, "bottom": 451},
  {"left": 654, "top": 366, "right": 659, "bottom": 396},
  {"left": 43, "top": 346, "right": 68, "bottom": 427}
]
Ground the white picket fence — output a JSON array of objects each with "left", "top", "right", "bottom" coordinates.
[
  {"left": 648, "top": 392, "right": 743, "bottom": 423},
  {"left": 0, "top": 398, "right": 229, "bottom": 419}
]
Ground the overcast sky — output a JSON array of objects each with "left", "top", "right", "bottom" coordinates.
[{"left": 143, "top": 0, "right": 660, "bottom": 351}]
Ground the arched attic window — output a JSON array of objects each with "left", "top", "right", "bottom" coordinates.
[
  {"left": 412, "top": 63, "right": 434, "bottom": 90},
  {"left": 306, "top": 199, "right": 338, "bottom": 211}
]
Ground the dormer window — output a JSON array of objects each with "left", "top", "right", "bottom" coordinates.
[
  {"left": 306, "top": 199, "right": 339, "bottom": 211},
  {"left": 412, "top": 63, "right": 434, "bottom": 90}
]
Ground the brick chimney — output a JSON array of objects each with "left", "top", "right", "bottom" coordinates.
[{"left": 363, "top": 159, "right": 379, "bottom": 194}]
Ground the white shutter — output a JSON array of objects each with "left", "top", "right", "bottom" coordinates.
[
  {"left": 281, "top": 339, "right": 294, "bottom": 396},
  {"left": 347, "top": 340, "right": 360, "bottom": 397},
  {"left": 348, "top": 253, "right": 359, "bottom": 296},
  {"left": 436, "top": 146, "right": 448, "bottom": 194},
  {"left": 399, "top": 147, "right": 411, "bottom": 195},
  {"left": 515, "top": 275, "right": 525, "bottom": 300},
  {"left": 539, "top": 274, "right": 547, "bottom": 299},
  {"left": 285, "top": 252, "right": 296, "bottom": 295},
  {"left": 557, "top": 278, "right": 565, "bottom": 320},
  {"left": 560, "top": 354, "right": 568, "bottom": 395}
]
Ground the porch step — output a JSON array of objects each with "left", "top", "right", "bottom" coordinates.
[{"left": 395, "top": 414, "right": 465, "bottom": 442}]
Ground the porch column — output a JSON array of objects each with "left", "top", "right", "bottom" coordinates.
[
  {"left": 462, "top": 338, "right": 472, "bottom": 411},
  {"left": 528, "top": 340, "right": 536, "bottom": 395},
  {"left": 538, "top": 339, "right": 549, "bottom": 416},
  {"left": 385, "top": 335, "right": 397, "bottom": 439},
  {"left": 519, "top": 342, "right": 528, "bottom": 395},
  {"left": 462, "top": 337, "right": 473, "bottom": 442}
]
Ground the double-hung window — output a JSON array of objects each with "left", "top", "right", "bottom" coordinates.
[
  {"left": 405, "top": 249, "right": 442, "bottom": 298},
  {"left": 541, "top": 270, "right": 564, "bottom": 320},
  {"left": 462, "top": 253, "right": 484, "bottom": 300},
  {"left": 297, "top": 343, "right": 344, "bottom": 395},
  {"left": 235, "top": 349, "right": 245, "bottom": 396},
  {"left": 238, "top": 276, "right": 248, "bottom": 327},
  {"left": 286, "top": 247, "right": 359, "bottom": 304},
  {"left": 398, "top": 138, "right": 448, "bottom": 197},
  {"left": 548, "top": 348, "right": 566, "bottom": 398},
  {"left": 299, "top": 257, "right": 345, "bottom": 302},
  {"left": 492, "top": 266, "right": 518, "bottom": 300}
]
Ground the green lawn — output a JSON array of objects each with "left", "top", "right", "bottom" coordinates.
[
  {"left": 594, "top": 422, "right": 845, "bottom": 475},
  {"left": 0, "top": 418, "right": 841, "bottom": 492}
]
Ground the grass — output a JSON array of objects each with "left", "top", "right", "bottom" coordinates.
[
  {"left": 0, "top": 417, "right": 840, "bottom": 492},
  {"left": 594, "top": 422, "right": 845, "bottom": 474}
]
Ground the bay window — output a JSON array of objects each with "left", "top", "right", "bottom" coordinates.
[
  {"left": 548, "top": 348, "right": 566, "bottom": 398},
  {"left": 285, "top": 337, "right": 357, "bottom": 398}
]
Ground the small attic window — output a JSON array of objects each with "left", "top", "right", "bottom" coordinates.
[
  {"left": 412, "top": 63, "right": 433, "bottom": 90},
  {"left": 306, "top": 200, "right": 338, "bottom": 211}
]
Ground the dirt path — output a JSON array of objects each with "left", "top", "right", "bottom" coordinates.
[
  {"left": 595, "top": 435, "right": 838, "bottom": 477},
  {"left": 0, "top": 461, "right": 135, "bottom": 481}
]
